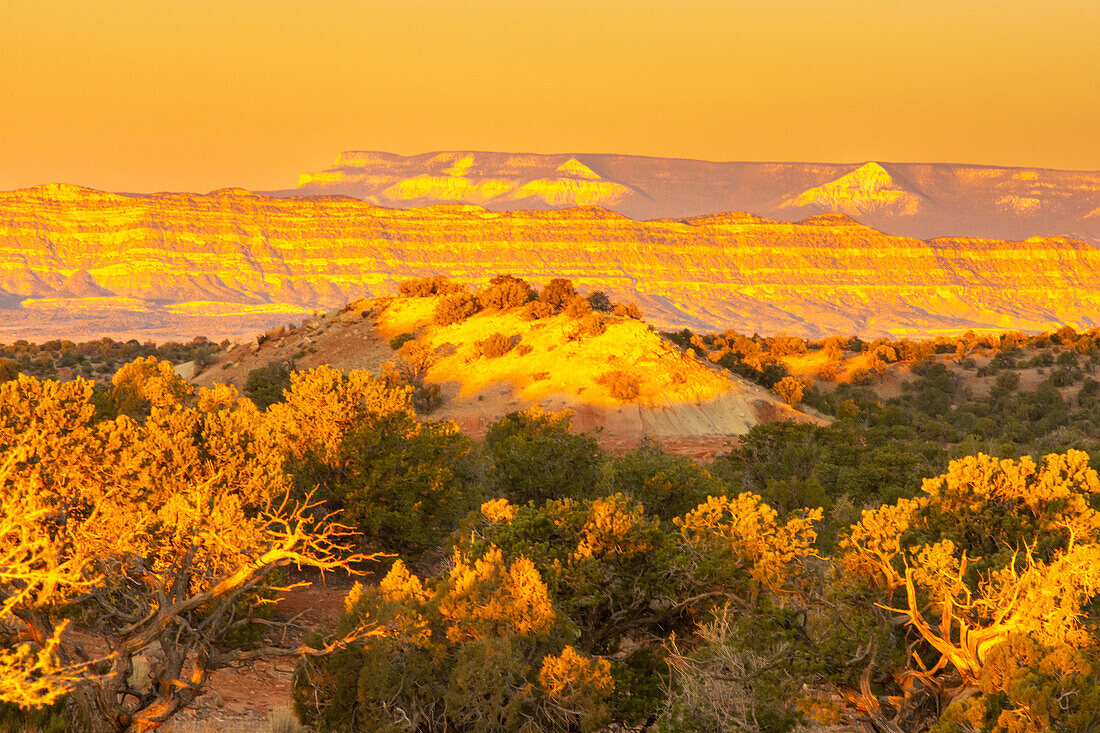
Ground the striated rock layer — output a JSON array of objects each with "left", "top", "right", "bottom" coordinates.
[
  {"left": 1, "top": 183, "right": 1099, "bottom": 341},
  {"left": 289, "top": 152, "right": 1100, "bottom": 244}
]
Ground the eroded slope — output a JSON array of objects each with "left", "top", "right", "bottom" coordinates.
[{"left": 3, "top": 184, "right": 1100, "bottom": 340}]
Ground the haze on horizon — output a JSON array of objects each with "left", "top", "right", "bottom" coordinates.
[{"left": 2, "top": 0, "right": 1098, "bottom": 194}]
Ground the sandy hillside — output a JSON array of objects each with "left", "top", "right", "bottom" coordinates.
[{"left": 195, "top": 294, "right": 818, "bottom": 452}]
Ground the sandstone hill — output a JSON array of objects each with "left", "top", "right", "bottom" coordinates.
[
  {"left": 195, "top": 292, "right": 810, "bottom": 452},
  {"left": 289, "top": 151, "right": 1100, "bottom": 243},
  {"left": 2, "top": 183, "right": 1099, "bottom": 341}
]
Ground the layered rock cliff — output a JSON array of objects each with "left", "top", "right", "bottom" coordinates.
[
  {"left": 1, "top": 183, "right": 1099, "bottom": 341},
  {"left": 289, "top": 152, "right": 1100, "bottom": 243}
]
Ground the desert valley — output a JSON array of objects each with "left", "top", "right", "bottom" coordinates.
[
  {"left": 4, "top": 1, "right": 1100, "bottom": 731},
  {"left": 5, "top": 151, "right": 1100, "bottom": 731}
]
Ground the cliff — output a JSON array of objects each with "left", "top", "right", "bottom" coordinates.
[{"left": 1, "top": 183, "right": 1099, "bottom": 341}]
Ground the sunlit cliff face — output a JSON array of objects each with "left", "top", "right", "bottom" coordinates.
[{"left": 1, "top": 182, "right": 1099, "bottom": 342}]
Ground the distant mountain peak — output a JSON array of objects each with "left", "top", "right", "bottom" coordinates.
[
  {"left": 556, "top": 158, "right": 603, "bottom": 180},
  {"left": 779, "top": 161, "right": 924, "bottom": 217}
]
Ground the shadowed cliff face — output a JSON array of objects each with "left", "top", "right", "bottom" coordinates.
[
  {"left": 289, "top": 152, "right": 1100, "bottom": 244},
  {"left": 1, "top": 183, "right": 1099, "bottom": 341}
]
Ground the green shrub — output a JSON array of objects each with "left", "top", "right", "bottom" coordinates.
[
  {"left": 587, "top": 291, "right": 613, "bottom": 313},
  {"left": 290, "top": 412, "right": 483, "bottom": 556},
  {"left": 244, "top": 361, "right": 293, "bottom": 409},
  {"left": 294, "top": 558, "right": 611, "bottom": 733},
  {"left": 485, "top": 408, "right": 602, "bottom": 505},
  {"left": 412, "top": 382, "right": 443, "bottom": 414},
  {"left": 389, "top": 332, "right": 415, "bottom": 350},
  {"left": 603, "top": 442, "right": 717, "bottom": 520}
]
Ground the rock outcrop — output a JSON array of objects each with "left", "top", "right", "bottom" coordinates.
[{"left": 1, "top": 183, "right": 1099, "bottom": 341}]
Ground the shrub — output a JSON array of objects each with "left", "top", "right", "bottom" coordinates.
[
  {"left": 477, "top": 275, "right": 536, "bottom": 310},
  {"left": 932, "top": 635, "right": 1100, "bottom": 733},
  {"left": 522, "top": 299, "right": 559, "bottom": 321},
  {"left": 539, "top": 278, "right": 578, "bottom": 310},
  {"left": 1050, "top": 365, "right": 1081, "bottom": 387},
  {"left": 587, "top": 291, "right": 613, "bottom": 312},
  {"left": 412, "top": 382, "right": 443, "bottom": 414},
  {"left": 773, "top": 376, "right": 806, "bottom": 406},
  {"left": 434, "top": 292, "right": 481, "bottom": 325},
  {"left": 485, "top": 407, "right": 602, "bottom": 505},
  {"left": 604, "top": 442, "right": 717, "bottom": 520},
  {"left": 564, "top": 295, "right": 593, "bottom": 319},
  {"left": 817, "top": 362, "right": 839, "bottom": 382},
  {"left": 389, "top": 332, "right": 415, "bottom": 350},
  {"left": 0, "top": 359, "right": 18, "bottom": 382},
  {"left": 290, "top": 412, "right": 483, "bottom": 556},
  {"left": 399, "top": 276, "right": 464, "bottom": 297},
  {"left": 244, "top": 361, "right": 293, "bottom": 409},
  {"left": 579, "top": 314, "right": 607, "bottom": 337},
  {"left": 480, "top": 332, "right": 514, "bottom": 358},
  {"left": 841, "top": 450, "right": 1100, "bottom": 681},
  {"left": 1028, "top": 351, "right": 1055, "bottom": 368},
  {"left": 613, "top": 301, "right": 643, "bottom": 319},
  {"left": 597, "top": 370, "right": 641, "bottom": 401},
  {"left": 398, "top": 340, "right": 439, "bottom": 381},
  {"left": 295, "top": 557, "right": 610, "bottom": 733},
  {"left": 0, "top": 372, "right": 366, "bottom": 730}
]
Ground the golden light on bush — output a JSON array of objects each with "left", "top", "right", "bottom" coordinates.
[{"left": 0, "top": 362, "right": 383, "bottom": 729}]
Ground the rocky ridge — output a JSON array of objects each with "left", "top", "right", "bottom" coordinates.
[{"left": 289, "top": 151, "right": 1100, "bottom": 243}]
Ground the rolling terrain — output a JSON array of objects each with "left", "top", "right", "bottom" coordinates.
[
  {"left": 2, "top": 182, "right": 1100, "bottom": 342},
  {"left": 196, "top": 293, "right": 811, "bottom": 454}
]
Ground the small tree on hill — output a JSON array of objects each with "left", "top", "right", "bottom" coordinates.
[
  {"left": 399, "top": 276, "right": 464, "bottom": 297},
  {"left": 539, "top": 278, "right": 578, "bottom": 311},
  {"left": 612, "top": 301, "right": 643, "bottom": 320},
  {"left": 477, "top": 275, "right": 536, "bottom": 311},
  {"left": 434, "top": 292, "right": 481, "bottom": 326},
  {"left": 564, "top": 296, "right": 593, "bottom": 319},
  {"left": 586, "top": 291, "right": 613, "bottom": 313}
]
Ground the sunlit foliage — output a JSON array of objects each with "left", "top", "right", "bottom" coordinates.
[
  {"left": 842, "top": 450, "right": 1100, "bottom": 680},
  {"left": 0, "top": 364, "right": 376, "bottom": 731},
  {"left": 265, "top": 364, "right": 412, "bottom": 463},
  {"left": 295, "top": 555, "right": 611, "bottom": 733}
]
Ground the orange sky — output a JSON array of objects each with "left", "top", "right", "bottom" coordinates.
[{"left": 2, "top": 0, "right": 1097, "bottom": 193}]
